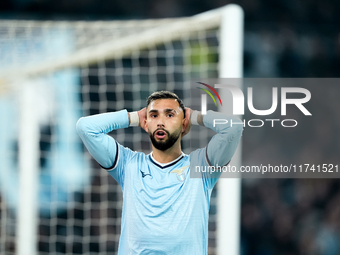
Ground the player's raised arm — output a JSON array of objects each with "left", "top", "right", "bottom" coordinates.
[
  {"left": 76, "top": 109, "right": 143, "bottom": 169},
  {"left": 191, "top": 110, "right": 243, "bottom": 179}
]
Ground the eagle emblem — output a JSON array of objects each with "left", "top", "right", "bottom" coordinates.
[{"left": 170, "top": 165, "right": 189, "bottom": 182}]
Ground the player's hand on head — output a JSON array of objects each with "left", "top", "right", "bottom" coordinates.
[
  {"left": 182, "top": 108, "right": 192, "bottom": 138},
  {"left": 138, "top": 107, "right": 147, "bottom": 129}
]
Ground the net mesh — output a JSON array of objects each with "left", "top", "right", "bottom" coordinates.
[{"left": 0, "top": 19, "right": 221, "bottom": 254}]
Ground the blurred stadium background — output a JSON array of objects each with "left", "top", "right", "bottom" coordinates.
[{"left": 1, "top": 0, "right": 340, "bottom": 255}]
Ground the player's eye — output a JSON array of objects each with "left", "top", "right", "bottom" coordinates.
[
  {"left": 151, "top": 114, "right": 157, "bottom": 118},
  {"left": 167, "top": 113, "right": 174, "bottom": 117}
]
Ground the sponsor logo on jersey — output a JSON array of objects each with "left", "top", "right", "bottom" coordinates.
[{"left": 140, "top": 170, "right": 151, "bottom": 178}]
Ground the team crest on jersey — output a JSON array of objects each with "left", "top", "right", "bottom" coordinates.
[{"left": 170, "top": 165, "right": 188, "bottom": 182}]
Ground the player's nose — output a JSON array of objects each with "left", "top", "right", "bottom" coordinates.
[
  {"left": 157, "top": 122, "right": 165, "bottom": 128},
  {"left": 156, "top": 116, "right": 165, "bottom": 127}
]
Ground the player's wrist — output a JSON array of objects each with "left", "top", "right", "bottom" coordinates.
[
  {"left": 190, "top": 110, "right": 200, "bottom": 125},
  {"left": 129, "top": 111, "right": 139, "bottom": 126},
  {"left": 190, "top": 110, "right": 204, "bottom": 126},
  {"left": 197, "top": 112, "right": 204, "bottom": 126}
]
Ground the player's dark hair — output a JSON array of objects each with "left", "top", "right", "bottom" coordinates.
[{"left": 146, "top": 91, "right": 186, "bottom": 118}]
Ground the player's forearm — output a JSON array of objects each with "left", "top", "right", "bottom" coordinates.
[
  {"left": 76, "top": 110, "right": 129, "bottom": 135},
  {"left": 193, "top": 110, "right": 243, "bottom": 166},
  {"left": 76, "top": 110, "right": 129, "bottom": 169}
]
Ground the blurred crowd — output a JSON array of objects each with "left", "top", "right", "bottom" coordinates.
[
  {"left": 241, "top": 179, "right": 340, "bottom": 255},
  {"left": 240, "top": 17, "right": 340, "bottom": 254},
  {"left": 244, "top": 29, "right": 340, "bottom": 78}
]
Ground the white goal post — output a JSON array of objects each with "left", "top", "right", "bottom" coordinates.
[{"left": 0, "top": 5, "right": 243, "bottom": 255}]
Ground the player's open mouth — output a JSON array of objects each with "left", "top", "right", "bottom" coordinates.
[{"left": 155, "top": 130, "right": 167, "bottom": 139}]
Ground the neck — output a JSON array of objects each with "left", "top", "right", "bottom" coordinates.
[{"left": 151, "top": 140, "right": 182, "bottom": 163}]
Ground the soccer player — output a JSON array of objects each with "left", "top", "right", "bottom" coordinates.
[{"left": 76, "top": 91, "right": 243, "bottom": 254}]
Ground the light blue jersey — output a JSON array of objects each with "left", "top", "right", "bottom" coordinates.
[{"left": 76, "top": 109, "right": 243, "bottom": 255}]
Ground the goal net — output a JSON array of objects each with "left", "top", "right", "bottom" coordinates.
[{"left": 0, "top": 5, "right": 243, "bottom": 255}]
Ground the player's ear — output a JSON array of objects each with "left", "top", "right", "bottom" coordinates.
[
  {"left": 182, "top": 117, "right": 188, "bottom": 132},
  {"left": 143, "top": 119, "right": 148, "bottom": 133}
]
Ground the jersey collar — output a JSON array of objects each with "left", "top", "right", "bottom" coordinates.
[{"left": 149, "top": 152, "right": 184, "bottom": 169}]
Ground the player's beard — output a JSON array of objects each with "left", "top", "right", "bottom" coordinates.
[{"left": 149, "top": 127, "right": 181, "bottom": 151}]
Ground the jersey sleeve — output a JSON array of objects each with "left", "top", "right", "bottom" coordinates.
[
  {"left": 190, "top": 147, "right": 215, "bottom": 190},
  {"left": 191, "top": 110, "right": 243, "bottom": 190},
  {"left": 106, "top": 143, "right": 135, "bottom": 187},
  {"left": 76, "top": 109, "right": 133, "bottom": 186}
]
